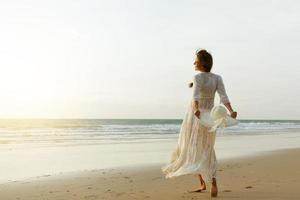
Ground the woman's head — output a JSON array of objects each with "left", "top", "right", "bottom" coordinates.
[{"left": 194, "top": 49, "right": 213, "bottom": 72}]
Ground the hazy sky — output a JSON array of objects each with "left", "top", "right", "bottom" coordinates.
[{"left": 0, "top": 0, "right": 299, "bottom": 119}]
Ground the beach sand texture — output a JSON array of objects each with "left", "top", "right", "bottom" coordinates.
[{"left": 0, "top": 148, "right": 299, "bottom": 200}]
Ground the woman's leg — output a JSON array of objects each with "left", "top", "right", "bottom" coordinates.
[
  {"left": 210, "top": 177, "right": 218, "bottom": 197},
  {"left": 189, "top": 174, "right": 207, "bottom": 192},
  {"left": 198, "top": 174, "right": 206, "bottom": 189}
]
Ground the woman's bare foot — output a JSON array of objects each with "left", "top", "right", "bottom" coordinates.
[
  {"left": 189, "top": 182, "right": 206, "bottom": 193},
  {"left": 210, "top": 178, "right": 218, "bottom": 197},
  {"left": 189, "top": 175, "right": 206, "bottom": 193},
  {"left": 189, "top": 184, "right": 206, "bottom": 193},
  {"left": 200, "top": 182, "right": 206, "bottom": 190}
]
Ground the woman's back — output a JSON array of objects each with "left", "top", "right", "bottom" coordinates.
[
  {"left": 162, "top": 49, "right": 237, "bottom": 197},
  {"left": 192, "top": 72, "right": 230, "bottom": 111}
]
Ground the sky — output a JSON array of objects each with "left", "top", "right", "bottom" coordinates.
[{"left": 0, "top": 0, "right": 299, "bottom": 119}]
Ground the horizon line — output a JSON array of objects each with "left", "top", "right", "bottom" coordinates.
[{"left": 0, "top": 118, "right": 299, "bottom": 121}]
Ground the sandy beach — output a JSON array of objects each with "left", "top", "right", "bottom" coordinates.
[{"left": 0, "top": 148, "right": 299, "bottom": 200}]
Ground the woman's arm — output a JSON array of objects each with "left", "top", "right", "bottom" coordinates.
[
  {"left": 216, "top": 75, "right": 237, "bottom": 118},
  {"left": 192, "top": 75, "right": 201, "bottom": 118},
  {"left": 216, "top": 75, "right": 230, "bottom": 104},
  {"left": 193, "top": 100, "right": 200, "bottom": 118},
  {"left": 223, "top": 102, "right": 237, "bottom": 118}
]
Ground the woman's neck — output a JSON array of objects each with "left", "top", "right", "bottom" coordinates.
[{"left": 197, "top": 70, "right": 210, "bottom": 73}]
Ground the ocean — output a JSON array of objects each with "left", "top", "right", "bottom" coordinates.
[
  {"left": 1, "top": 119, "right": 300, "bottom": 146},
  {"left": 0, "top": 119, "right": 300, "bottom": 183}
]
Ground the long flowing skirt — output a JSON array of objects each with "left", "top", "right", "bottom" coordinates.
[{"left": 161, "top": 100, "right": 218, "bottom": 184}]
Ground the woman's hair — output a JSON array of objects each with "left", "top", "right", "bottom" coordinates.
[
  {"left": 189, "top": 49, "right": 213, "bottom": 88},
  {"left": 196, "top": 49, "right": 213, "bottom": 72}
]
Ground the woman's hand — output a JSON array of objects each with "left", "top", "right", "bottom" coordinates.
[
  {"left": 230, "top": 111, "right": 237, "bottom": 119},
  {"left": 194, "top": 110, "right": 201, "bottom": 119}
]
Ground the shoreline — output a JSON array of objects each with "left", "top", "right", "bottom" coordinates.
[
  {"left": 1, "top": 130, "right": 300, "bottom": 184},
  {"left": 0, "top": 147, "right": 300, "bottom": 199}
]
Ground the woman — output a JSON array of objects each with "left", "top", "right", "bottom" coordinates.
[{"left": 161, "top": 49, "right": 237, "bottom": 197}]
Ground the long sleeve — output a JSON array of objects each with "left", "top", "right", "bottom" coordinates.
[
  {"left": 192, "top": 75, "right": 201, "bottom": 101},
  {"left": 216, "top": 75, "right": 230, "bottom": 104}
]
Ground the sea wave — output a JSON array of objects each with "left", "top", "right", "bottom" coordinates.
[{"left": 0, "top": 119, "right": 299, "bottom": 146}]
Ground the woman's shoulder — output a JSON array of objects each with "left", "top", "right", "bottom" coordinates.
[
  {"left": 194, "top": 72, "right": 222, "bottom": 80},
  {"left": 197, "top": 72, "right": 220, "bottom": 78},
  {"left": 209, "top": 72, "right": 219, "bottom": 76},
  {"left": 210, "top": 72, "right": 222, "bottom": 79}
]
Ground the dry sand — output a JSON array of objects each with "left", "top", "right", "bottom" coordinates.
[{"left": 0, "top": 148, "right": 299, "bottom": 200}]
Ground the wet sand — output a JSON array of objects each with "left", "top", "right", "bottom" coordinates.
[{"left": 0, "top": 148, "right": 299, "bottom": 200}]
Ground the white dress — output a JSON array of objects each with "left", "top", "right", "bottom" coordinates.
[{"left": 161, "top": 71, "right": 231, "bottom": 183}]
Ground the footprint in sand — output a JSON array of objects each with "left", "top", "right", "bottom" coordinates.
[
  {"left": 115, "top": 192, "right": 126, "bottom": 196},
  {"left": 151, "top": 177, "right": 161, "bottom": 180},
  {"left": 245, "top": 186, "right": 253, "bottom": 189},
  {"left": 84, "top": 194, "right": 98, "bottom": 200}
]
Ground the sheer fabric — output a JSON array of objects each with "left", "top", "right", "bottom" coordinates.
[{"left": 161, "top": 72, "right": 230, "bottom": 183}]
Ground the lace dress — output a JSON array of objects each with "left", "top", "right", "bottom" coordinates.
[{"left": 161, "top": 71, "right": 231, "bottom": 183}]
